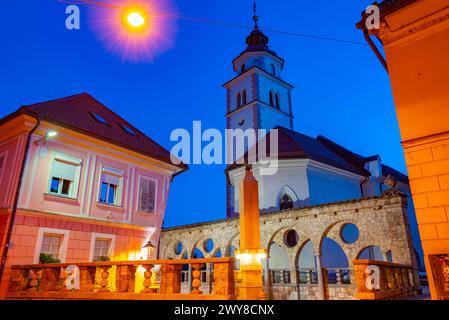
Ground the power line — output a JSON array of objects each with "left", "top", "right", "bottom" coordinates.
[{"left": 56, "top": 0, "right": 367, "bottom": 46}]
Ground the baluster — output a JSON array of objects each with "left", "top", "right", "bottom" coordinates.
[
  {"left": 336, "top": 269, "right": 342, "bottom": 285},
  {"left": 56, "top": 267, "right": 68, "bottom": 292},
  {"left": 27, "top": 268, "right": 40, "bottom": 292},
  {"left": 191, "top": 263, "right": 204, "bottom": 294},
  {"left": 141, "top": 264, "right": 155, "bottom": 293},
  {"left": 98, "top": 266, "right": 111, "bottom": 293}
]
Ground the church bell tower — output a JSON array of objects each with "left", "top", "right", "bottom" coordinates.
[{"left": 225, "top": 4, "right": 295, "bottom": 217}]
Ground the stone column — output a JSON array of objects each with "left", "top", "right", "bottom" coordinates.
[
  {"left": 315, "top": 254, "right": 325, "bottom": 300},
  {"left": 263, "top": 257, "right": 270, "bottom": 299},
  {"left": 236, "top": 166, "right": 266, "bottom": 300},
  {"left": 187, "top": 264, "right": 192, "bottom": 292}
]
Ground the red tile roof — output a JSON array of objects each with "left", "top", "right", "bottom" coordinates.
[
  {"left": 4, "top": 93, "right": 186, "bottom": 171},
  {"left": 227, "top": 126, "right": 408, "bottom": 184}
]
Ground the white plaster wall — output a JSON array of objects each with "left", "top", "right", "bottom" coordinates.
[
  {"left": 228, "top": 160, "right": 310, "bottom": 213},
  {"left": 307, "top": 166, "right": 362, "bottom": 206},
  {"left": 259, "top": 106, "right": 292, "bottom": 131}
]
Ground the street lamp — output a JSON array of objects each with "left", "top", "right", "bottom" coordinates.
[
  {"left": 143, "top": 240, "right": 156, "bottom": 260},
  {"left": 122, "top": 7, "right": 148, "bottom": 31}
]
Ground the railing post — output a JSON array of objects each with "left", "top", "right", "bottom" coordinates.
[
  {"left": 160, "top": 263, "right": 182, "bottom": 294},
  {"left": 116, "top": 264, "right": 137, "bottom": 293},
  {"left": 191, "top": 263, "right": 204, "bottom": 294},
  {"left": 141, "top": 264, "right": 155, "bottom": 293},
  {"left": 213, "top": 260, "right": 235, "bottom": 297},
  {"left": 8, "top": 268, "right": 28, "bottom": 292},
  {"left": 79, "top": 266, "right": 96, "bottom": 292},
  {"left": 41, "top": 267, "right": 60, "bottom": 292}
]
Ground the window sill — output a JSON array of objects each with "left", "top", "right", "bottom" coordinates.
[
  {"left": 43, "top": 193, "right": 80, "bottom": 206},
  {"left": 135, "top": 210, "right": 156, "bottom": 216},
  {"left": 96, "top": 202, "right": 125, "bottom": 213}
]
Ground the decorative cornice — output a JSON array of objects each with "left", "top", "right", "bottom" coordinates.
[{"left": 379, "top": 8, "right": 449, "bottom": 46}]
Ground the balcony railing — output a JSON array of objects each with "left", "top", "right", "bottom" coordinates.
[
  {"left": 353, "top": 259, "right": 420, "bottom": 300},
  {"left": 6, "top": 258, "right": 235, "bottom": 300}
]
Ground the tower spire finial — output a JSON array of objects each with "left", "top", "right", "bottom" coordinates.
[{"left": 252, "top": 0, "right": 259, "bottom": 28}]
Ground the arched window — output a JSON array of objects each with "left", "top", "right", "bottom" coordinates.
[
  {"left": 241, "top": 64, "right": 246, "bottom": 74},
  {"left": 269, "top": 91, "right": 274, "bottom": 106},
  {"left": 279, "top": 194, "right": 294, "bottom": 210},
  {"left": 237, "top": 92, "right": 241, "bottom": 108},
  {"left": 242, "top": 90, "right": 247, "bottom": 105},
  {"left": 271, "top": 63, "right": 276, "bottom": 75},
  {"left": 275, "top": 93, "right": 280, "bottom": 109}
]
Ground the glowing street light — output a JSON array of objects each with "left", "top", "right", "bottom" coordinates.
[{"left": 126, "top": 11, "right": 146, "bottom": 28}]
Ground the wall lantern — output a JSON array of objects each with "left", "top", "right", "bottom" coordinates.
[
  {"left": 34, "top": 130, "right": 58, "bottom": 145},
  {"left": 143, "top": 240, "right": 156, "bottom": 260}
]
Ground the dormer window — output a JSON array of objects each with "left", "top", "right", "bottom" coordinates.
[
  {"left": 90, "top": 112, "right": 109, "bottom": 125},
  {"left": 242, "top": 90, "right": 247, "bottom": 105},
  {"left": 120, "top": 124, "right": 137, "bottom": 136}
]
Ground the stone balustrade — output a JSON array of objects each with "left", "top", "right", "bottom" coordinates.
[
  {"left": 353, "top": 259, "right": 420, "bottom": 300},
  {"left": 6, "top": 258, "right": 235, "bottom": 300}
]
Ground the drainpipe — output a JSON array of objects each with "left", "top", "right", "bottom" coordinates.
[
  {"left": 0, "top": 116, "right": 41, "bottom": 282},
  {"left": 357, "top": 14, "right": 389, "bottom": 72}
]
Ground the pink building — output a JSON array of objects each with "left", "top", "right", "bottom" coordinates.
[{"left": 0, "top": 93, "right": 186, "bottom": 296}]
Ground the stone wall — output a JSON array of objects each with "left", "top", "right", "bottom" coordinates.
[{"left": 160, "top": 192, "right": 420, "bottom": 300}]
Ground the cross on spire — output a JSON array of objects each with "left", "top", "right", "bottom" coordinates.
[{"left": 253, "top": 0, "right": 259, "bottom": 28}]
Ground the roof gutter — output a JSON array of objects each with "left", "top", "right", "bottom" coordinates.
[{"left": 0, "top": 115, "right": 41, "bottom": 282}]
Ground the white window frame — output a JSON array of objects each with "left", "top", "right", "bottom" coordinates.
[
  {"left": 89, "top": 233, "right": 116, "bottom": 262},
  {"left": 46, "top": 152, "right": 82, "bottom": 199},
  {"left": 137, "top": 175, "right": 158, "bottom": 214},
  {"left": 98, "top": 166, "right": 124, "bottom": 206},
  {"left": 33, "top": 227, "right": 70, "bottom": 263}
]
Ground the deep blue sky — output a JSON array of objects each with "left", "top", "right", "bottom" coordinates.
[{"left": 0, "top": 0, "right": 402, "bottom": 228}]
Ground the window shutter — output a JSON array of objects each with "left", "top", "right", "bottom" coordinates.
[
  {"left": 139, "top": 177, "right": 156, "bottom": 213},
  {"left": 51, "top": 160, "right": 78, "bottom": 181}
]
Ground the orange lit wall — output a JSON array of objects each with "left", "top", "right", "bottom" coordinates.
[{"left": 375, "top": 0, "right": 449, "bottom": 299}]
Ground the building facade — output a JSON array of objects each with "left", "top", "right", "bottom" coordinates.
[
  {"left": 160, "top": 192, "right": 420, "bottom": 300},
  {"left": 159, "top": 14, "right": 425, "bottom": 300},
  {"left": 223, "top": 15, "right": 424, "bottom": 270},
  {"left": 0, "top": 93, "right": 186, "bottom": 297},
  {"left": 357, "top": 0, "right": 449, "bottom": 299}
]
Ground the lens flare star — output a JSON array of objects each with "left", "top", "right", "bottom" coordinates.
[{"left": 88, "top": 0, "right": 178, "bottom": 63}]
